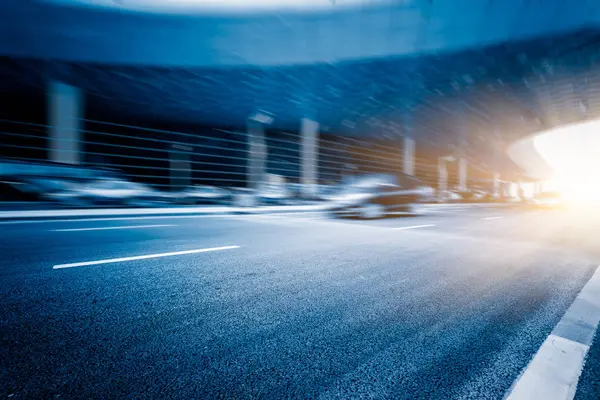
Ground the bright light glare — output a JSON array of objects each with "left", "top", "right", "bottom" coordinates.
[
  {"left": 548, "top": 176, "right": 600, "bottom": 204},
  {"left": 535, "top": 120, "right": 600, "bottom": 205}
]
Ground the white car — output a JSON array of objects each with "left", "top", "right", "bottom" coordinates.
[
  {"left": 532, "top": 191, "right": 564, "bottom": 208},
  {"left": 177, "top": 185, "right": 231, "bottom": 204},
  {"left": 439, "top": 191, "right": 463, "bottom": 202},
  {"left": 76, "top": 179, "right": 164, "bottom": 206}
]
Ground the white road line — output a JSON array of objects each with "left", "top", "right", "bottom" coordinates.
[
  {"left": 52, "top": 245, "right": 240, "bottom": 269},
  {"left": 482, "top": 216, "right": 503, "bottom": 220},
  {"left": 505, "top": 265, "right": 600, "bottom": 400},
  {"left": 392, "top": 224, "right": 435, "bottom": 231},
  {"left": 0, "top": 212, "right": 326, "bottom": 225},
  {"left": 0, "top": 205, "right": 329, "bottom": 219},
  {"left": 422, "top": 209, "right": 469, "bottom": 213},
  {"left": 51, "top": 224, "right": 175, "bottom": 232},
  {"left": 0, "top": 214, "right": 231, "bottom": 225}
]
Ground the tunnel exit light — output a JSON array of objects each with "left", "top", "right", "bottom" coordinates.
[{"left": 535, "top": 119, "right": 600, "bottom": 203}]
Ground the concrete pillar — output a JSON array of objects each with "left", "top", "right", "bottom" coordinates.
[
  {"left": 438, "top": 158, "right": 448, "bottom": 201},
  {"left": 534, "top": 181, "right": 543, "bottom": 195},
  {"left": 492, "top": 172, "right": 501, "bottom": 198},
  {"left": 516, "top": 180, "right": 524, "bottom": 200},
  {"left": 247, "top": 120, "right": 267, "bottom": 191},
  {"left": 403, "top": 136, "right": 415, "bottom": 176},
  {"left": 458, "top": 157, "right": 468, "bottom": 192},
  {"left": 300, "top": 118, "right": 319, "bottom": 198},
  {"left": 48, "top": 81, "right": 83, "bottom": 164},
  {"left": 170, "top": 144, "right": 192, "bottom": 191},
  {"left": 503, "top": 182, "right": 511, "bottom": 198}
]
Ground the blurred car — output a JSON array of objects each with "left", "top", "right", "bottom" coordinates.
[
  {"left": 258, "top": 182, "right": 291, "bottom": 205},
  {"left": 34, "top": 178, "right": 91, "bottom": 206},
  {"left": 329, "top": 173, "right": 426, "bottom": 219},
  {"left": 0, "top": 178, "right": 45, "bottom": 202},
  {"left": 315, "top": 184, "right": 339, "bottom": 201},
  {"left": 439, "top": 190, "right": 463, "bottom": 202},
  {"left": 229, "top": 187, "right": 256, "bottom": 207},
  {"left": 286, "top": 183, "right": 304, "bottom": 199},
  {"left": 531, "top": 191, "right": 564, "bottom": 208},
  {"left": 1, "top": 177, "right": 89, "bottom": 206},
  {"left": 417, "top": 185, "right": 437, "bottom": 203},
  {"left": 505, "top": 195, "right": 522, "bottom": 204},
  {"left": 177, "top": 185, "right": 231, "bottom": 205},
  {"left": 455, "top": 189, "right": 491, "bottom": 203},
  {"left": 69, "top": 178, "right": 168, "bottom": 206},
  {"left": 471, "top": 190, "right": 491, "bottom": 201},
  {"left": 285, "top": 183, "right": 337, "bottom": 201}
]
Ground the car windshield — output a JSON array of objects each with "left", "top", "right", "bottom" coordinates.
[
  {"left": 337, "top": 182, "right": 378, "bottom": 196},
  {"left": 27, "top": 178, "right": 75, "bottom": 191},
  {"left": 338, "top": 174, "right": 397, "bottom": 194}
]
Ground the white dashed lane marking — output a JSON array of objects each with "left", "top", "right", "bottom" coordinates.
[
  {"left": 392, "top": 224, "right": 436, "bottom": 231},
  {"left": 51, "top": 224, "right": 175, "bottom": 232},
  {"left": 53, "top": 245, "right": 240, "bottom": 269}
]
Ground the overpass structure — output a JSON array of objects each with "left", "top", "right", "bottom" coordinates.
[{"left": 1, "top": 0, "right": 600, "bottom": 192}]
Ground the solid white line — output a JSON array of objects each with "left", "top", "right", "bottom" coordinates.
[
  {"left": 0, "top": 205, "right": 329, "bottom": 219},
  {"left": 0, "top": 211, "right": 327, "bottom": 225},
  {"left": 52, "top": 245, "right": 240, "bottom": 269},
  {"left": 0, "top": 214, "right": 231, "bottom": 225},
  {"left": 482, "top": 216, "right": 503, "bottom": 220},
  {"left": 51, "top": 224, "right": 175, "bottom": 232},
  {"left": 505, "top": 265, "right": 600, "bottom": 400},
  {"left": 0, "top": 207, "right": 232, "bottom": 219},
  {"left": 392, "top": 224, "right": 435, "bottom": 231}
]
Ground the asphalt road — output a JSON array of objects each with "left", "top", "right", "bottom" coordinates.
[{"left": 2, "top": 205, "right": 600, "bottom": 399}]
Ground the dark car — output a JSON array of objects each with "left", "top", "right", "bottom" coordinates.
[
  {"left": 0, "top": 178, "right": 44, "bottom": 202},
  {"left": 329, "top": 173, "right": 427, "bottom": 219}
]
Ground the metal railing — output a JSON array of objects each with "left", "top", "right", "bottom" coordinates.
[{"left": 0, "top": 118, "right": 496, "bottom": 196}]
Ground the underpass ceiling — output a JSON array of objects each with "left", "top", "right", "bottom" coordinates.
[{"left": 1, "top": 27, "right": 600, "bottom": 172}]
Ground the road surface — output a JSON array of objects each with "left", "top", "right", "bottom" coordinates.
[{"left": 2, "top": 205, "right": 600, "bottom": 399}]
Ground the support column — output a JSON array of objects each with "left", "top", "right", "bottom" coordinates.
[
  {"left": 300, "top": 118, "right": 319, "bottom": 198},
  {"left": 458, "top": 157, "right": 468, "bottom": 192},
  {"left": 403, "top": 136, "right": 415, "bottom": 176},
  {"left": 534, "top": 181, "right": 543, "bottom": 195},
  {"left": 247, "top": 120, "right": 267, "bottom": 191},
  {"left": 48, "top": 81, "right": 83, "bottom": 164},
  {"left": 438, "top": 158, "right": 448, "bottom": 201},
  {"left": 502, "top": 182, "right": 511, "bottom": 198},
  {"left": 492, "top": 172, "right": 501, "bottom": 199},
  {"left": 516, "top": 179, "right": 525, "bottom": 200},
  {"left": 170, "top": 144, "right": 192, "bottom": 191}
]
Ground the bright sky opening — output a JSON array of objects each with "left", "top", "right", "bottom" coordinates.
[{"left": 534, "top": 119, "right": 600, "bottom": 204}]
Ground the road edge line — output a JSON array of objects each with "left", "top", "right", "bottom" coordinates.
[{"left": 505, "top": 265, "right": 600, "bottom": 400}]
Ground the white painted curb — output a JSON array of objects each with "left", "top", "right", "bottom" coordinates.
[{"left": 505, "top": 265, "right": 600, "bottom": 400}]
